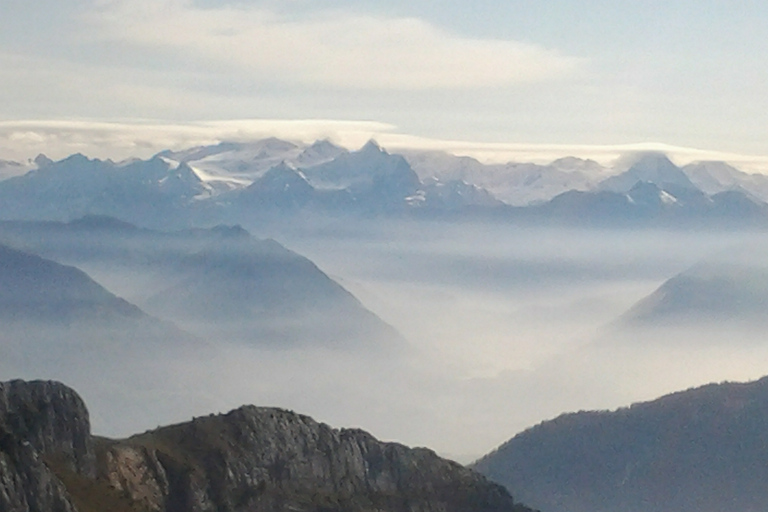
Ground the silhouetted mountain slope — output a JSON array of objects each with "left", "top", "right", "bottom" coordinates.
[
  {"left": 0, "top": 243, "right": 147, "bottom": 324},
  {"left": 619, "top": 260, "right": 768, "bottom": 326},
  {"left": 0, "top": 240, "right": 199, "bottom": 369},
  {"left": 473, "top": 376, "right": 768, "bottom": 512},
  {"left": 0, "top": 379, "right": 536, "bottom": 512},
  {"left": 0, "top": 242, "right": 159, "bottom": 327},
  {"left": 0, "top": 218, "right": 404, "bottom": 350},
  {"left": 145, "top": 232, "right": 404, "bottom": 349}
]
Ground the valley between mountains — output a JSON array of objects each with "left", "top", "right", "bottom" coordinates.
[{"left": 2, "top": 138, "right": 768, "bottom": 512}]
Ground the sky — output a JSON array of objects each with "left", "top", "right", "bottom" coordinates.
[{"left": 3, "top": 0, "right": 768, "bottom": 167}]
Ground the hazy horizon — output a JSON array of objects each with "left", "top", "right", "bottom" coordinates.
[{"left": 4, "top": 217, "right": 767, "bottom": 465}]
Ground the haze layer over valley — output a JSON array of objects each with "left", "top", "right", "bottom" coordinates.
[{"left": 2, "top": 139, "right": 768, "bottom": 466}]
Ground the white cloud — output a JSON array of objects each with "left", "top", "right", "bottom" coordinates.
[
  {"left": 4, "top": 119, "right": 768, "bottom": 176},
  {"left": 0, "top": 119, "right": 396, "bottom": 161},
  {"left": 84, "top": 0, "right": 581, "bottom": 90}
]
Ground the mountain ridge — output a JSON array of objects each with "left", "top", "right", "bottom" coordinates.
[
  {"left": 0, "top": 379, "right": 537, "bottom": 512},
  {"left": 2, "top": 141, "right": 768, "bottom": 228},
  {"left": 472, "top": 376, "right": 768, "bottom": 512}
]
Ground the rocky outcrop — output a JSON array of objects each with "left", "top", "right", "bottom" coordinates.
[
  {"left": 0, "top": 380, "right": 95, "bottom": 512},
  {"left": 99, "top": 406, "right": 528, "bottom": 512},
  {"left": 0, "top": 380, "right": 536, "bottom": 512}
]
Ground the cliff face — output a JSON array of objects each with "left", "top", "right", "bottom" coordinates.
[
  {"left": 0, "top": 380, "right": 94, "bottom": 512},
  {"left": 0, "top": 380, "right": 534, "bottom": 512},
  {"left": 99, "top": 406, "right": 524, "bottom": 512}
]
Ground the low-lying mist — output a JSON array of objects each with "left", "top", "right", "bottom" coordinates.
[
  {"left": 3, "top": 218, "right": 768, "bottom": 464},
  {"left": 273, "top": 220, "right": 768, "bottom": 459}
]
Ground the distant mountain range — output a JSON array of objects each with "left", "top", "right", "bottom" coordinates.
[
  {"left": 473, "top": 376, "right": 768, "bottom": 512},
  {"left": 1, "top": 141, "right": 768, "bottom": 229},
  {"left": 401, "top": 150, "right": 610, "bottom": 206}
]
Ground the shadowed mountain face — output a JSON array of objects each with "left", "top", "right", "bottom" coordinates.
[
  {"left": 619, "top": 259, "right": 768, "bottom": 327},
  {"left": 0, "top": 238, "right": 202, "bottom": 357},
  {"left": 0, "top": 379, "right": 536, "bottom": 512},
  {"left": 0, "top": 218, "right": 404, "bottom": 351},
  {"left": 0, "top": 243, "right": 204, "bottom": 432},
  {"left": 144, "top": 230, "right": 405, "bottom": 349},
  {"left": 0, "top": 242, "right": 188, "bottom": 343},
  {"left": 473, "top": 377, "right": 768, "bottom": 512},
  {"left": 0, "top": 243, "right": 143, "bottom": 323}
]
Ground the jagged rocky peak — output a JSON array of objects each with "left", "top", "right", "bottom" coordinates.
[
  {"left": 301, "top": 139, "right": 345, "bottom": 157},
  {"left": 0, "top": 380, "right": 95, "bottom": 477},
  {"left": 255, "top": 136, "right": 301, "bottom": 153},
  {"left": 549, "top": 156, "right": 599, "bottom": 170},
  {"left": 359, "top": 138, "right": 385, "bottom": 154},
  {"left": 267, "top": 160, "right": 296, "bottom": 172},
  {"left": 0, "top": 379, "right": 536, "bottom": 512},
  {"left": 59, "top": 153, "right": 96, "bottom": 165},
  {"left": 210, "top": 223, "right": 252, "bottom": 239},
  {"left": 102, "top": 404, "right": 527, "bottom": 512},
  {"left": 33, "top": 154, "right": 53, "bottom": 168},
  {"left": 257, "top": 160, "right": 306, "bottom": 182},
  {"left": 293, "top": 140, "right": 347, "bottom": 168},
  {"left": 307, "top": 138, "right": 342, "bottom": 153},
  {"left": 600, "top": 152, "right": 697, "bottom": 193}
]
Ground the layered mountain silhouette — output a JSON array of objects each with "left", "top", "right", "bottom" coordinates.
[
  {"left": 1, "top": 141, "right": 768, "bottom": 228},
  {"left": 143, "top": 227, "right": 405, "bottom": 349},
  {"left": 0, "top": 241, "right": 201, "bottom": 406},
  {"left": 0, "top": 242, "right": 185, "bottom": 340},
  {"left": 0, "top": 217, "right": 404, "bottom": 350},
  {"left": 0, "top": 243, "right": 143, "bottom": 323},
  {"left": 473, "top": 376, "right": 768, "bottom": 512}
]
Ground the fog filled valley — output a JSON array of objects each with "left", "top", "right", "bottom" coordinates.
[
  {"left": 266, "top": 220, "right": 768, "bottom": 459},
  {"left": 9, "top": 0, "right": 768, "bottom": 508},
  {"left": 3, "top": 215, "right": 768, "bottom": 463},
  {"left": 4, "top": 142, "right": 768, "bottom": 512}
]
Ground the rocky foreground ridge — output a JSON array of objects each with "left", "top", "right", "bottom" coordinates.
[{"left": 0, "top": 380, "right": 535, "bottom": 512}]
